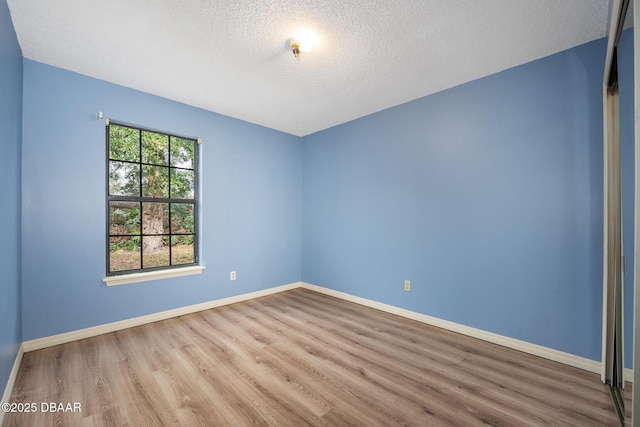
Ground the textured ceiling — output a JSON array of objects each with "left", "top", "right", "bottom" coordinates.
[{"left": 8, "top": 0, "right": 613, "bottom": 136}]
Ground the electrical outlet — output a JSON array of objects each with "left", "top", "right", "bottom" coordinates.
[
  {"left": 230, "top": 271, "right": 236, "bottom": 281},
  {"left": 404, "top": 280, "right": 411, "bottom": 291}
]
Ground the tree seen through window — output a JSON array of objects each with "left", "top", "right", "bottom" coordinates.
[{"left": 107, "top": 122, "right": 198, "bottom": 274}]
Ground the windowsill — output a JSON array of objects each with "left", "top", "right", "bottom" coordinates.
[{"left": 103, "top": 265, "right": 205, "bottom": 286}]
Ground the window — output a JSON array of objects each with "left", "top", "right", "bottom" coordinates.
[{"left": 106, "top": 121, "right": 199, "bottom": 276}]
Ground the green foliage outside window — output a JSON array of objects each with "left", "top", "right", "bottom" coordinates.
[{"left": 107, "top": 122, "right": 198, "bottom": 274}]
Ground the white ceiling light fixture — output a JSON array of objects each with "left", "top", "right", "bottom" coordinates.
[{"left": 290, "top": 33, "right": 315, "bottom": 59}]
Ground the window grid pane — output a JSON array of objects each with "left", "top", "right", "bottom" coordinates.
[
  {"left": 109, "top": 125, "right": 140, "bottom": 162},
  {"left": 109, "top": 162, "right": 140, "bottom": 196},
  {"left": 171, "top": 239, "right": 195, "bottom": 265},
  {"left": 110, "top": 237, "right": 141, "bottom": 272}
]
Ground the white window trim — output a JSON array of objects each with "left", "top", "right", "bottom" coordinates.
[{"left": 103, "top": 265, "right": 205, "bottom": 287}]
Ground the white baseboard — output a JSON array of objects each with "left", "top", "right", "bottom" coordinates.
[
  {"left": 22, "top": 282, "right": 301, "bottom": 352},
  {"left": 18, "top": 280, "right": 632, "bottom": 384},
  {"left": 299, "top": 282, "right": 633, "bottom": 382},
  {"left": 0, "top": 342, "right": 25, "bottom": 426}
]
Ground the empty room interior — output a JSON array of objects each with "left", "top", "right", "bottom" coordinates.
[{"left": 1, "top": 0, "right": 640, "bottom": 426}]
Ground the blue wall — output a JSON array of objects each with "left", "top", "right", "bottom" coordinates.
[
  {"left": 21, "top": 60, "right": 301, "bottom": 340},
  {"left": 0, "top": 0, "right": 23, "bottom": 395},
  {"left": 301, "top": 37, "right": 610, "bottom": 362},
  {"left": 12, "top": 24, "right": 636, "bottom": 368}
]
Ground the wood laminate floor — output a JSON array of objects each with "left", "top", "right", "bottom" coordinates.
[{"left": 3, "top": 288, "right": 631, "bottom": 426}]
